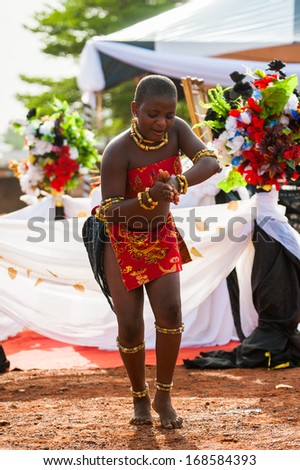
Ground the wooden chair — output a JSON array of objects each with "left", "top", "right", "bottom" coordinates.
[{"left": 181, "top": 76, "right": 213, "bottom": 144}]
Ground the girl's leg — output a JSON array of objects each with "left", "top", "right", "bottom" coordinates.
[
  {"left": 145, "top": 272, "right": 183, "bottom": 429},
  {"left": 103, "top": 243, "right": 152, "bottom": 425}
]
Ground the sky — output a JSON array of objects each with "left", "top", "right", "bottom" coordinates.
[{"left": 0, "top": 0, "right": 78, "bottom": 136}]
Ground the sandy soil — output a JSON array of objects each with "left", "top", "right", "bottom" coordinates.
[{"left": 0, "top": 365, "right": 299, "bottom": 450}]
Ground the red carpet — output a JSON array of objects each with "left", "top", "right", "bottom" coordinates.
[{"left": 2, "top": 329, "right": 240, "bottom": 370}]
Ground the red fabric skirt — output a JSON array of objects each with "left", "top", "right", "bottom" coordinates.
[{"left": 107, "top": 213, "right": 191, "bottom": 291}]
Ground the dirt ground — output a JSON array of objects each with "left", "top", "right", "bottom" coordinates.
[{"left": 0, "top": 365, "right": 299, "bottom": 451}]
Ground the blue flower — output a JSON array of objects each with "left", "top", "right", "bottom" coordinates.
[
  {"left": 231, "top": 156, "right": 242, "bottom": 166},
  {"left": 252, "top": 90, "right": 262, "bottom": 100}
]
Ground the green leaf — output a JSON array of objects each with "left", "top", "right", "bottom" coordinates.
[
  {"left": 260, "top": 75, "right": 298, "bottom": 116},
  {"left": 253, "top": 69, "right": 266, "bottom": 78},
  {"left": 216, "top": 169, "right": 248, "bottom": 193}
]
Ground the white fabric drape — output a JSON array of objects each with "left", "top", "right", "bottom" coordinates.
[
  {"left": 77, "top": 39, "right": 300, "bottom": 95},
  {"left": 1, "top": 184, "right": 299, "bottom": 350},
  {"left": 77, "top": 0, "right": 300, "bottom": 105}
]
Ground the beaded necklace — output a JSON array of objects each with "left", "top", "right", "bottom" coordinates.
[{"left": 130, "top": 118, "right": 168, "bottom": 151}]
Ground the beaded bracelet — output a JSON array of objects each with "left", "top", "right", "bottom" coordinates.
[
  {"left": 192, "top": 148, "right": 219, "bottom": 164},
  {"left": 175, "top": 175, "right": 188, "bottom": 194},
  {"left": 145, "top": 187, "right": 158, "bottom": 207},
  {"left": 137, "top": 190, "right": 158, "bottom": 210}
]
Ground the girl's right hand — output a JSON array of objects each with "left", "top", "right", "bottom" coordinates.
[{"left": 151, "top": 169, "right": 179, "bottom": 204}]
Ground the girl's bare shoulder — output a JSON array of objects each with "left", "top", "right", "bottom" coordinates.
[{"left": 102, "top": 129, "right": 131, "bottom": 167}]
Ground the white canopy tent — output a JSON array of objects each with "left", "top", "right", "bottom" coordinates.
[{"left": 77, "top": 0, "right": 300, "bottom": 106}]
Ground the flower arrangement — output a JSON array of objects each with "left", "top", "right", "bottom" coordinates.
[
  {"left": 9, "top": 99, "right": 99, "bottom": 196},
  {"left": 197, "top": 60, "right": 300, "bottom": 192}
]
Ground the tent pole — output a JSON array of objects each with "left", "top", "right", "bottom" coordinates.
[
  {"left": 181, "top": 77, "right": 212, "bottom": 144},
  {"left": 96, "top": 92, "right": 102, "bottom": 129}
]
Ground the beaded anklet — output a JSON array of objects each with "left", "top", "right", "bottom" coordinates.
[
  {"left": 156, "top": 380, "right": 174, "bottom": 392},
  {"left": 130, "top": 383, "right": 149, "bottom": 398}
]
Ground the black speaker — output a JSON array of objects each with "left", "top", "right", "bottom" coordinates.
[{"left": 0, "top": 345, "right": 10, "bottom": 373}]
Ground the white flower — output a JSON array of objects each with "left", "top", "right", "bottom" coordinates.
[
  {"left": 239, "top": 111, "right": 252, "bottom": 125},
  {"left": 226, "top": 135, "right": 245, "bottom": 156},
  {"left": 70, "top": 147, "right": 79, "bottom": 160},
  {"left": 284, "top": 93, "right": 299, "bottom": 113},
  {"left": 279, "top": 114, "right": 290, "bottom": 126},
  {"left": 39, "top": 119, "right": 55, "bottom": 135},
  {"left": 213, "top": 132, "right": 233, "bottom": 166},
  {"left": 24, "top": 134, "right": 36, "bottom": 148},
  {"left": 27, "top": 164, "right": 44, "bottom": 183},
  {"left": 19, "top": 175, "right": 39, "bottom": 196},
  {"left": 26, "top": 120, "right": 41, "bottom": 136},
  {"left": 19, "top": 164, "right": 45, "bottom": 196},
  {"left": 31, "top": 140, "right": 53, "bottom": 155},
  {"left": 225, "top": 116, "right": 237, "bottom": 132}
]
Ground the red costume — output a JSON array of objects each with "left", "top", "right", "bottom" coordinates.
[{"left": 107, "top": 155, "right": 191, "bottom": 291}]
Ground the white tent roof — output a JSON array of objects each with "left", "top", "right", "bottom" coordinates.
[
  {"left": 77, "top": 0, "right": 300, "bottom": 104},
  {"left": 104, "top": 0, "right": 300, "bottom": 56}
]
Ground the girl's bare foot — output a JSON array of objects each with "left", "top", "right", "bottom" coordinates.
[
  {"left": 130, "top": 394, "right": 153, "bottom": 425},
  {"left": 152, "top": 393, "right": 183, "bottom": 429}
]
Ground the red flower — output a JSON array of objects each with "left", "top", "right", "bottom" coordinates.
[
  {"left": 240, "top": 167, "right": 262, "bottom": 185},
  {"left": 291, "top": 170, "right": 300, "bottom": 181},
  {"left": 251, "top": 115, "right": 265, "bottom": 130},
  {"left": 43, "top": 155, "right": 79, "bottom": 192},
  {"left": 44, "top": 161, "right": 56, "bottom": 177},
  {"left": 50, "top": 176, "right": 68, "bottom": 192},
  {"left": 229, "top": 109, "right": 240, "bottom": 117},
  {"left": 236, "top": 120, "right": 248, "bottom": 129},
  {"left": 252, "top": 130, "right": 266, "bottom": 144},
  {"left": 253, "top": 74, "right": 278, "bottom": 89},
  {"left": 284, "top": 146, "right": 300, "bottom": 162},
  {"left": 54, "top": 156, "right": 79, "bottom": 179},
  {"left": 246, "top": 98, "right": 263, "bottom": 114},
  {"left": 60, "top": 145, "right": 70, "bottom": 158}
]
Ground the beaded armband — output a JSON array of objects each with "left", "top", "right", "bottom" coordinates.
[
  {"left": 192, "top": 148, "right": 218, "bottom": 164},
  {"left": 155, "top": 322, "right": 185, "bottom": 334},
  {"left": 94, "top": 196, "right": 124, "bottom": 221},
  {"left": 175, "top": 174, "right": 188, "bottom": 194},
  {"left": 116, "top": 337, "right": 145, "bottom": 354}
]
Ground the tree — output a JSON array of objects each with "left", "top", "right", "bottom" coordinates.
[
  {"left": 18, "top": 0, "right": 188, "bottom": 140},
  {"left": 2, "top": 127, "right": 25, "bottom": 150}
]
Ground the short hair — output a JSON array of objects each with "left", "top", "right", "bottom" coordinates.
[{"left": 134, "top": 75, "right": 178, "bottom": 105}]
